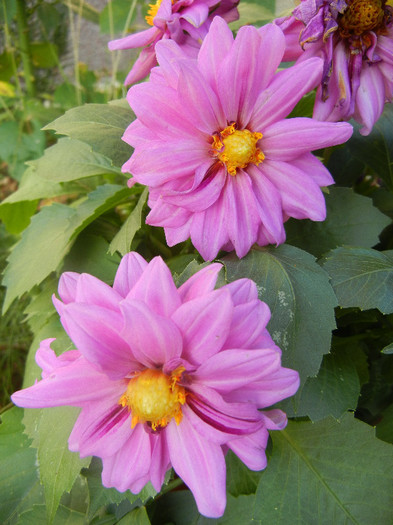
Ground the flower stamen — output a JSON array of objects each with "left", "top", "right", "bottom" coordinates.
[
  {"left": 119, "top": 367, "right": 186, "bottom": 431},
  {"left": 212, "top": 124, "right": 264, "bottom": 176}
]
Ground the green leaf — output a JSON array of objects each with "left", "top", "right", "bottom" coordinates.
[
  {"left": 229, "top": 1, "right": 275, "bottom": 30},
  {"left": 17, "top": 504, "right": 85, "bottom": 525},
  {"left": 0, "top": 167, "right": 66, "bottom": 204},
  {"left": 321, "top": 247, "right": 393, "bottom": 313},
  {"left": 223, "top": 246, "right": 337, "bottom": 383},
  {"left": 2, "top": 184, "right": 130, "bottom": 312},
  {"left": 0, "top": 408, "right": 43, "bottom": 525},
  {"left": 29, "top": 407, "right": 91, "bottom": 524},
  {"left": 117, "top": 506, "right": 151, "bottom": 525},
  {"left": 43, "top": 103, "right": 133, "bottom": 167},
  {"left": 0, "top": 200, "right": 38, "bottom": 235},
  {"left": 226, "top": 451, "right": 261, "bottom": 497},
  {"left": 293, "top": 341, "right": 365, "bottom": 421},
  {"left": 285, "top": 187, "right": 390, "bottom": 258},
  {"left": 109, "top": 187, "right": 148, "bottom": 256},
  {"left": 382, "top": 341, "right": 393, "bottom": 354},
  {"left": 376, "top": 403, "right": 393, "bottom": 444},
  {"left": 30, "top": 42, "right": 59, "bottom": 69},
  {"left": 251, "top": 414, "right": 393, "bottom": 524},
  {"left": 28, "top": 138, "right": 121, "bottom": 182}
]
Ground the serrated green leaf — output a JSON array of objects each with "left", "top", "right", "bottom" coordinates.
[
  {"left": 43, "top": 103, "right": 133, "bottom": 167},
  {"left": 250, "top": 414, "right": 393, "bottom": 524},
  {"left": 285, "top": 187, "right": 390, "bottom": 258},
  {"left": 223, "top": 246, "right": 337, "bottom": 385},
  {"left": 2, "top": 185, "right": 130, "bottom": 312},
  {"left": 29, "top": 406, "right": 91, "bottom": 524},
  {"left": 0, "top": 408, "right": 43, "bottom": 525},
  {"left": 17, "top": 503, "right": 85, "bottom": 525},
  {"left": 0, "top": 167, "right": 67, "bottom": 204},
  {"left": 109, "top": 187, "right": 148, "bottom": 256},
  {"left": 321, "top": 247, "right": 393, "bottom": 313},
  {"left": 0, "top": 200, "right": 38, "bottom": 234},
  {"left": 226, "top": 451, "right": 261, "bottom": 498},
  {"left": 28, "top": 138, "right": 121, "bottom": 182},
  {"left": 118, "top": 506, "right": 151, "bottom": 525},
  {"left": 382, "top": 341, "right": 393, "bottom": 354},
  {"left": 293, "top": 342, "right": 363, "bottom": 421}
]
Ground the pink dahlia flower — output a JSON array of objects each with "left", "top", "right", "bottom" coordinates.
[
  {"left": 108, "top": 0, "right": 239, "bottom": 85},
  {"left": 276, "top": 0, "right": 393, "bottom": 135},
  {"left": 12, "top": 252, "right": 299, "bottom": 518},
  {"left": 121, "top": 17, "right": 353, "bottom": 261}
]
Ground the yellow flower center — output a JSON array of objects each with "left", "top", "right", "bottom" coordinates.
[
  {"left": 338, "top": 0, "right": 386, "bottom": 37},
  {"left": 212, "top": 124, "right": 265, "bottom": 176},
  {"left": 145, "top": 0, "right": 164, "bottom": 25},
  {"left": 119, "top": 367, "right": 186, "bottom": 431}
]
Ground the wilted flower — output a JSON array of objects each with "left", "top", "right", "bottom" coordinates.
[
  {"left": 12, "top": 252, "right": 299, "bottom": 518},
  {"left": 276, "top": 0, "right": 393, "bottom": 135},
  {"left": 121, "top": 17, "right": 353, "bottom": 260},
  {"left": 108, "top": 0, "right": 239, "bottom": 85}
]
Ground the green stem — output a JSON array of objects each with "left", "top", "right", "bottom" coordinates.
[
  {"left": 0, "top": 402, "right": 13, "bottom": 415},
  {"left": 158, "top": 477, "right": 184, "bottom": 497},
  {"left": 15, "top": 0, "right": 35, "bottom": 97}
]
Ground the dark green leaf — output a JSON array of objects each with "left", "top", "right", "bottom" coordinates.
[
  {"left": 382, "top": 341, "right": 393, "bottom": 354},
  {"left": 322, "top": 247, "right": 393, "bottom": 313},
  {"left": 0, "top": 408, "right": 43, "bottom": 525},
  {"left": 17, "top": 504, "right": 85, "bottom": 525},
  {"left": 225, "top": 451, "right": 261, "bottom": 497},
  {"left": 376, "top": 403, "right": 393, "bottom": 444},
  {"left": 252, "top": 414, "right": 393, "bottom": 524},
  {"left": 0, "top": 200, "right": 38, "bottom": 235},
  {"left": 223, "top": 246, "right": 337, "bottom": 384},
  {"left": 30, "top": 42, "right": 59, "bottom": 69},
  {"left": 117, "top": 506, "right": 151, "bottom": 525},
  {"left": 285, "top": 187, "right": 390, "bottom": 258},
  {"left": 43, "top": 103, "right": 133, "bottom": 167}
]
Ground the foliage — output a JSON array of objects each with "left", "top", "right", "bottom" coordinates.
[{"left": 0, "top": 0, "right": 392, "bottom": 523}]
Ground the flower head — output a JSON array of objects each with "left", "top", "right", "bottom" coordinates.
[
  {"left": 121, "top": 17, "right": 353, "bottom": 260},
  {"left": 276, "top": 0, "right": 393, "bottom": 135},
  {"left": 12, "top": 252, "right": 299, "bottom": 518},
  {"left": 108, "top": 0, "right": 239, "bottom": 85}
]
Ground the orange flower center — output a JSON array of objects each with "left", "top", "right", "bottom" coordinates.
[
  {"left": 119, "top": 367, "right": 186, "bottom": 431},
  {"left": 145, "top": 0, "right": 164, "bottom": 25},
  {"left": 338, "top": 0, "right": 386, "bottom": 37},
  {"left": 212, "top": 124, "right": 264, "bottom": 176}
]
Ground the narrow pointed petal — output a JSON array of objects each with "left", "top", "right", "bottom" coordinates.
[
  {"left": 149, "top": 433, "right": 171, "bottom": 491},
  {"left": 126, "top": 256, "right": 181, "bottom": 316},
  {"left": 113, "top": 252, "right": 148, "bottom": 297},
  {"left": 224, "top": 278, "right": 259, "bottom": 305},
  {"left": 108, "top": 26, "right": 160, "bottom": 50},
  {"left": 355, "top": 65, "right": 386, "bottom": 136},
  {"left": 290, "top": 152, "right": 334, "bottom": 186},
  {"left": 224, "top": 300, "right": 271, "bottom": 349},
  {"left": 75, "top": 273, "right": 123, "bottom": 310},
  {"left": 172, "top": 288, "right": 233, "bottom": 364},
  {"left": 120, "top": 300, "right": 183, "bottom": 367},
  {"left": 228, "top": 426, "right": 269, "bottom": 470},
  {"left": 178, "top": 263, "right": 223, "bottom": 302},
  {"left": 166, "top": 416, "right": 227, "bottom": 518},
  {"left": 58, "top": 272, "right": 79, "bottom": 303}
]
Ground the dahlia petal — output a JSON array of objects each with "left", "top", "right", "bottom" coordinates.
[
  {"left": 120, "top": 299, "right": 183, "bottom": 367},
  {"left": 155, "top": 39, "right": 187, "bottom": 87},
  {"left": 376, "top": 35, "right": 393, "bottom": 66},
  {"left": 262, "top": 118, "right": 353, "bottom": 161},
  {"left": 260, "top": 408, "right": 288, "bottom": 430},
  {"left": 172, "top": 288, "right": 233, "bottom": 364},
  {"left": 149, "top": 432, "right": 171, "bottom": 491},
  {"left": 228, "top": 426, "right": 269, "bottom": 471},
  {"left": 181, "top": 3, "right": 209, "bottom": 27},
  {"left": 224, "top": 172, "right": 259, "bottom": 258},
  {"left": 256, "top": 23, "right": 286, "bottom": 90},
  {"left": 164, "top": 217, "right": 193, "bottom": 246},
  {"left": 113, "top": 252, "right": 148, "bottom": 298},
  {"left": 58, "top": 272, "right": 79, "bottom": 303},
  {"left": 260, "top": 159, "right": 327, "bottom": 221},
  {"left": 227, "top": 366, "right": 300, "bottom": 407},
  {"left": 197, "top": 16, "right": 233, "bottom": 92},
  {"left": 194, "top": 348, "right": 281, "bottom": 393},
  {"left": 250, "top": 57, "right": 323, "bottom": 129},
  {"left": 224, "top": 278, "right": 258, "bottom": 305},
  {"left": 74, "top": 273, "right": 122, "bottom": 310},
  {"left": 190, "top": 180, "right": 230, "bottom": 260},
  {"left": 147, "top": 197, "right": 193, "bottom": 227},
  {"left": 275, "top": 16, "right": 304, "bottom": 62},
  {"left": 60, "top": 303, "right": 137, "bottom": 378},
  {"left": 101, "top": 424, "right": 151, "bottom": 492},
  {"left": 247, "top": 165, "right": 286, "bottom": 245},
  {"left": 166, "top": 415, "right": 227, "bottom": 518},
  {"left": 290, "top": 152, "right": 334, "bottom": 187},
  {"left": 355, "top": 65, "right": 386, "bottom": 136},
  {"left": 178, "top": 263, "right": 223, "bottom": 302},
  {"left": 124, "top": 47, "right": 159, "bottom": 86},
  {"left": 68, "top": 399, "right": 131, "bottom": 458},
  {"left": 11, "top": 352, "right": 123, "bottom": 408},
  {"left": 108, "top": 26, "right": 160, "bottom": 50},
  {"left": 34, "top": 339, "right": 66, "bottom": 376},
  {"left": 224, "top": 300, "right": 271, "bottom": 349},
  {"left": 126, "top": 256, "right": 181, "bottom": 316},
  {"left": 177, "top": 60, "right": 226, "bottom": 132},
  {"left": 163, "top": 166, "right": 226, "bottom": 212}
]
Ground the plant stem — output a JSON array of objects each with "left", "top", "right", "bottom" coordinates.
[
  {"left": 15, "top": 0, "right": 35, "bottom": 97},
  {"left": 158, "top": 477, "right": 184, "bottom": 497}
]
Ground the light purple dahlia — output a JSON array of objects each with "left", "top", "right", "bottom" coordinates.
[
  {"left": 276, "top": 0, "right": 393, "bottom": 135},
  {"left": 12, "top": 252, "right": 299, "bottom": 518},
  {"left": 122, "top": 17, "right": 353, "bottom": 261},
  {"left": 108, "top": 0, "right": 239, "bottom": 85}
]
